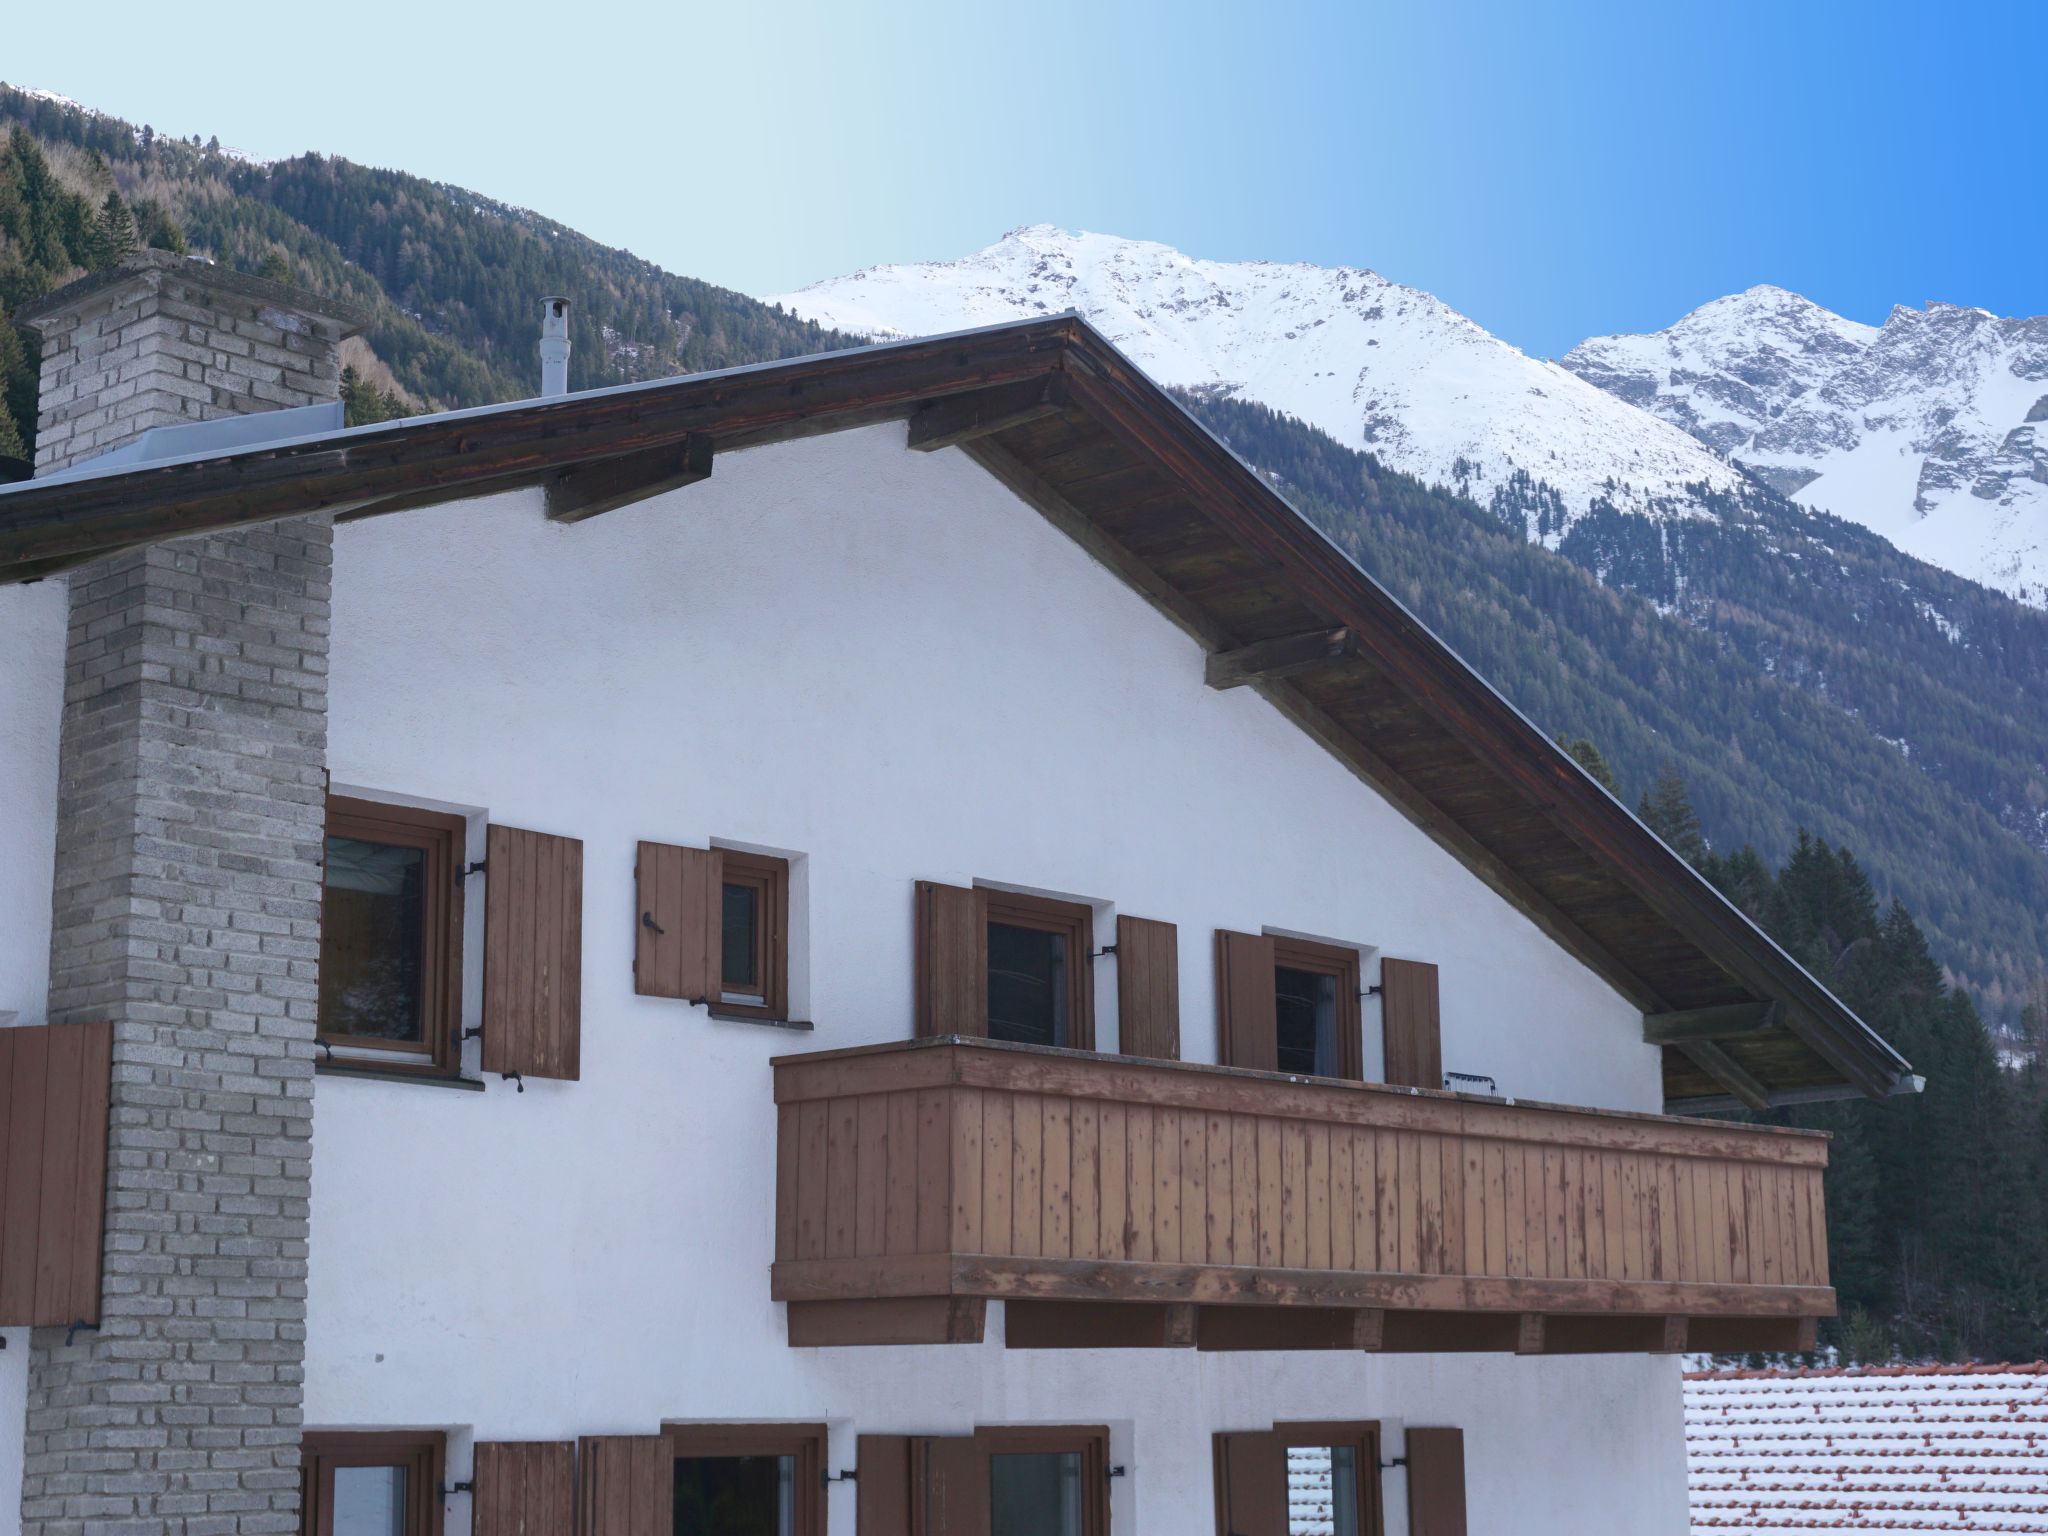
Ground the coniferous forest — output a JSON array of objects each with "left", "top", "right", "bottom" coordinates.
[{"left": 6, "top": 87, "right": 2048, "bottom": 1360}]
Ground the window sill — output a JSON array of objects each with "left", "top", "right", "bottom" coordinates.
[
  {"left": 316, "top": 1061, "right": 488, "bottom": 1091},
  {"left": 707, "top": 1010, "right": 814, "bottom": 1032}
]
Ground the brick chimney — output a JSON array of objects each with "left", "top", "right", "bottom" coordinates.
[
  {"left": 13, "top": 254, "right": 367, "bottom": 1536},
  {"left": 14, "top": 248, "right": 364, "bottom": 473}
]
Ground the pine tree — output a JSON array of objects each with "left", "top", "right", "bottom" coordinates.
[
  {"left": 93, "top": 190, "right": 137, "bottom": 268},
  {"left": 1637, "top": 762, "right": 1706, "bottom": 868},
  {"left": 256, "top": 249, "right": 294, "bottom": 286},
  {"left": 1554, "top": 734, "right": 1618, "bottom": 795}
]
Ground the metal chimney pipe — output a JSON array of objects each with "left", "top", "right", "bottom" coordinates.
[{"left": 540, "top": 295, "right": 571, "bottom": 397}]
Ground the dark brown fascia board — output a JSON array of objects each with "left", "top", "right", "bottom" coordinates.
[
  {"left": 0, "top": 309, "right": 1911, "bottom": 1100},
  {"left": 0, "top": 315, "right": 1082, "bottom": 578},
  {"left": 1049, "top": 332, "right": 1913, "bottom": 1101}
]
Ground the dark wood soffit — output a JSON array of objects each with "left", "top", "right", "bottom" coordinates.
[{"left": 0, "top": 320, "right": 1084, "bottom": 577}]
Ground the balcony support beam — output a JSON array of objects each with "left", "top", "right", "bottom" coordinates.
[
  {"left": 784, "top": 1296, "right": 984, "bottom": 1347},
  {"left": 1677, "top": 1040, "right": 1773, "bottom": 1111}
]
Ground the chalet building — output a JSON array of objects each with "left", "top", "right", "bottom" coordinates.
[{"left": 0, "top": 251, "right": 1919, "bottom": 1536}]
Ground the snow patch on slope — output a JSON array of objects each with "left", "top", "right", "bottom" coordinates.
[
  {"left": 768, "top": 226, "right": 1749, "bottom": 544},
  {"left": 1567, "top": 286, "right": 2048, "bottom": 603}
]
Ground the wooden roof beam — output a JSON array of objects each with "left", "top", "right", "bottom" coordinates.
[
  {"left": 1676, "top": 1040, "right": 1772, "bottom": 1112},
  {"left": 907, "top": 376, "right": 1068, "bottom": 453},
  {"left": 1644, "top": 1000, "right": 1780, "bottom": 1046},
  {"left": 1205, "top": 627, "right": 1358, "bottom": 690},
  {"left": 545, "top": 435, "right": 714, "bottom": 524}
]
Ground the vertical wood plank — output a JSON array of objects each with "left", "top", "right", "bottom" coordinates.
[
  {"left": 1071, "top": 1097, "right": 1101, "bottom": 1261},
  {"left": 885, "top": 1092, "right": 918, "bottom": 1255},
  {"left": 826, "top": 1097, "right": 859, "bottom": 1260},
  {"left": 1233, "top": 1114, "right": 1260, "bottom": 1268},
  {"left": 1672, "top": 1156, "right": 1698, "bottom": 1284},
  {"left": 1012, "top": 1095, "right": 1044, "bottom": 1258},
  {"left": 1376, "top": 1129, "right": 1401, "bottom": 1272},
  {"left": 1330, "top": 1124, "right": 1355, "bottom": 1272},
  {"left": 1656, "top": 1157, "right": 1682, "bottom": 1284},
  {"left": 1306, "top": 1121, "right": 1333, "bottom": 1271},
  {"left": 1207, "top": 1111, "right": 1234, "bottom": 1268},
  {"left": 1483, "top": 1140, "right": 1508, "bottom": 1277},
  {"left": 855, "top": 1095, "right": 888, "bottom": 1258},
  {"left": 1042, "top": 1097, "right": 1072, "bottom": 1259},
  {"left": 1100, "top": 1101, "right": 1129, "bottom": 1260},
  {"left": 1397, "top": 1133, "right": 1422, "bottom": 1275},
  {"left": 796, "top": 1102, "right": 829, "bottom": 1261},
  {"left": 1126, "top": 1101, "right": 1154, "bottom": 1263},
  {"left": 926, "top": 1088, "right": 963, "bottom": 1255},
  {"left": 1154, "top": 1107, "right": 1182, "bottom": 1264},
  {"left": 1602, "top": 1152, "right": 1628, "bottom": 1284},
  {"left": 1619, "top": 1154, "right": 1644, "bottom": 1283},
  {"left": 1179, "top": 1110, "right": 1207, "bottom": 1268},
  {"left": 775, "top": 1104, "right": 800, "bottom": 1262},
  {"left": 1417, "top": 1134, "right": 1445, "bottom": 1275},
  {"left": 1503, "top": 1141, "right": 1528, "bottom": 1279},
  {"left": 1259, "top": 1117, "right": 1285, "bottom": 1268},
  {"left": 982, "top": 1091, "right": 1014, "bottom": 1258},
  {"left": 1354, "top": 1127, "right": 1378, "bottom": 1273},
  {"left": 1442, "top": 1130, "right": 1467, "bottom": 1276},
  {"left": 1280, "top": 1120, "right": 1307, "bottom": 1269}
]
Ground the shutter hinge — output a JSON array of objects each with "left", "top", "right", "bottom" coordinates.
[
  {"left": 501, "top": 1072, "right": 524, "bottom": 1093},
  {"left": 642, "top": 911, "right": 666, "bottom": 935},
  {"left": 1088, "top": 944, "right": 1118, "bottom": 960},
  {"left": 1379, "top": 1457, "right": 1407, "bottom": 1470},
  {"left": 823, "top": 1469, "right": 857, "bottom": 1487},
  {"left": 1361, "top": 983, "right": 1384, "bottom": 998},
  {"left": 1106, "top": 1465, "right": 1126, "bottom": 1482},
  {"left": 455, "top": 859, "right": 487, "bottom": 888},
  {"left": 439, "top": 1482, "right": 474, "bottom": 1503}
]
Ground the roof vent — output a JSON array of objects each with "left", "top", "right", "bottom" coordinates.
[{"left": 540, "top": 296, "right": 571, "bottom": 398}]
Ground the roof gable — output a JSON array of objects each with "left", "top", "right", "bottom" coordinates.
[{"left": 0, "top": 314, "right": 1914, "bottom": 1110}]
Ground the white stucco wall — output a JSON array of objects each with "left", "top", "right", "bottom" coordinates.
[{"left": 304, "top": 422, "right": 1683, "bottom": 1533}]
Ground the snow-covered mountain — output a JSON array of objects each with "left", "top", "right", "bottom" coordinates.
[
  {"left": 1564, "top": 288, "right": 2048, "bottom": 601},
  {"left": 768, "top": 227, "right": 2048, "bottom": 603},
  {"left": 767, "top": 225, "right": 1751, "bottom": 540}
]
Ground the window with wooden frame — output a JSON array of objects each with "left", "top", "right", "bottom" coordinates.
[
  {"left": 301, "top": 1430, "right": 445, "bottom": 1536},
  {"left": 1211, "top": 1421, "right": 1383, "bottom": 1536},
  {"left": 319, "top": 796, "right": 467, "bottom": 1074},
  {"left": 636, "top": 843, "right": 791, "bottom": 1023},
  {"left": 1214, "top": 931, "right": 1364, "bottom": 1081},
  {"left": 859, "top": 1425, "right": 1110, "bottom": 1536},
  {"left": 915, "top": 883, "right": 1097, "bottom": 1051},
  {"left": 666, "top": 1423, "right": 825, "bottom": 1536}
]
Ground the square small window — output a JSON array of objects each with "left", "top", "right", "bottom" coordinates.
[
  {"left": 715, "top": 851, "right": 789, "bottom": 1021},
  {"left": 301, "top": 1430, "right": 444, "bottom": 1536},
  {"left": 985, "top": 891, "right": 1095, "bottom": 1050},
  {"left": 1271, "top": 936, "right": 1363, "bottom": 1082},
  {"left": 667, "top": 1424, "right": 823, "bottom": 1536},
  {"left": 319, "top": 797, "right": 465, "bottom": 1075}
]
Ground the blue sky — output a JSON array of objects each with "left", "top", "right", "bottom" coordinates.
[{"left": 8, "top": 0, "right": 2042, "bottom": 357}]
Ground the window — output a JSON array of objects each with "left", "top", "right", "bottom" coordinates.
[
  {"left": 666, "top": 1424, "right": 824, "bottom": 1536},
  {"left": 985, "top": 892, "right": 1091, "bottom": 1048},
  {"left": 1216, "top": 932, "right": 1364, "bottom": 1081},
  {"left": 1212, "top": 1422, "right": 1383, "bottom": 1536},
  {"left": 716, "top": 851, "right": 789, "bottom": 1020},
  {"left": 858, "top": 1426, "right": 1109, "bottom": 1536},
  {"left": 320, "top": 797, "right": 466, "bottom": 1074},
  {"left": 301, "top": 1430, "right": 444, "bottom": 1536},
  {"left": 635, "top": 843, "right": 792, "bottom": 1024}
]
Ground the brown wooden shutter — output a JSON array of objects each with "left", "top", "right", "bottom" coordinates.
[
  {"left": 1405, "top": 1427, "right": 1466, "bottom": 1536},
  {"left": 473, "top": 1442, "right": 575, "bottom": 1536},
  {"left": 483, "top": 825, "right": 585, "bottom": 1080},
  {"left": 914, "top": 882, "right": 987, "bottom": 1037},
  {"left": 1214, "top": 930, "right": 1277, "bottom": 1072},
  {"left": 1116, "top": 915, "right": 1180, "bottom": 1060},
  {"left": 857, "top": 1435, "right": 912, "bottom": 1536},
  {"left": 0, "top": 1020, "right": 112, "bottom": 1326},
  {"left": 1211, "top": 1431, "right": 1286, "bottom": 1536},
  {"left": 633, "top": 841, "right": 720, "bottom": 1001},
  {"left": 576, "top": 1436, "right": 669, "bottom": 1536},
  {"left": 911, "top": 1436, "right": 988, "bottom": 1536},
  {"left": 1381, "top": 958, "right": 1442, "bottom": 1090}
]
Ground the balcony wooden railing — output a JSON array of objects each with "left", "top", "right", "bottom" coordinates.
[{"left": 771, "top": 1037, "right": 1832, "bottom": 1352}]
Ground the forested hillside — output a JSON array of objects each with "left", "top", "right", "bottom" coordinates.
[
  {"left": 1179, "top": 393, "right": 2048, "bottom": 1020},
  {"left": 0, "top": 83, "right": 859, "bottom": 441}
]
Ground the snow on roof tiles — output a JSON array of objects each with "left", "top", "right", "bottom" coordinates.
[{"left": 1685, "top": 1363, "right": 2048, "bottom": 1532}]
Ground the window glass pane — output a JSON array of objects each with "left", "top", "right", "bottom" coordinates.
[
  {"left": 990, "top": 1450, "right": 1082, "bottom": 1536},
  {"left": 988, "top": 923, "right": 1067, "bottom": 1047},
  {"left": 1285, "top": 1445, "right": 1359, "bottom": 1536},
  {"left": 722, "top": 882, "right": 760, "bottom": 991},
  {"left": 1275, "top": 967, "right": 1336, "bottom": 1076},
  {"left": 333, "top": 1464, "right": 408, "bottom": 1536},
  {"left": 320, "top": 837, "right": 426, "bottom": 1043},
  {"left": 674, "top": 1454, "right": 794, "bottom": 1536}
]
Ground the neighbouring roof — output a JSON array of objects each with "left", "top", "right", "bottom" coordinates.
[
  {"left": 0, "top": 313, "right": 1916, "bottom": 1112},
  {"left": 1685, "top": 1363, "right": 2048, "bottom": 1532}
]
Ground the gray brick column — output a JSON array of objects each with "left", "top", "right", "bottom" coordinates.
[{"left": 20, "top": 519, "right": 331, "bottom": 1536}]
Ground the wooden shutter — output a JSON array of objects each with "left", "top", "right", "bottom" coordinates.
[
  {"left": 1116, "top": 915, "right": 1180, "bottom": 1060},
  {"left": 1405, "top": 1427, "right": 1466, "bottom": 1536},
  {"left": 1381, "top": 958, "right": 1441, "bottom": 1090},
  {"left": 857, "top": 1435, "right": 912, "bottom": 1536},
  {"left": 576, "top": 1436, "right": 669, "bottom": 1536},
  {"left": 633, "top": 841, "right": 720, "bottom": 1001},
  {"left": 483, "top": 825, "right": 585, "bottom": 1080},
  {"left": 473, "top": 1441, "right": 575, "bottom": 1536},
  {"left": 915, "top": 882, "right": 987, "bottom": 1037},
  {"left": 1214, "top": 930, "right": 1277, "bottom": 1072},
  {"left": 911, "top": 1436, "right": 988, "bottom": 1536},
  {"left": 0, "top": 1020, "right": 112, "bottom": 1326},
  {"left": 1211, "top": 1431, "right": 1286, "bottom": 1536}
]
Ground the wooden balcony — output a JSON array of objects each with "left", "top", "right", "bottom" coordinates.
[{"left": 771, "top": 1037, "right": 1832, "bottom": 1352}]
